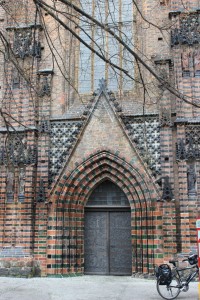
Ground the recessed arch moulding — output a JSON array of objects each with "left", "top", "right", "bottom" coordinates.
[{"left": 46, "top": 150, "right": 176, "bottom": 276}]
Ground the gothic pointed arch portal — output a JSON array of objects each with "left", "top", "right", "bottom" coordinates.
[
  {"left": 84, "top": 180, "right": 132, "bottom": 275},
  {"left": 47, "top": 150, "right": 161, "bottom": 276}
]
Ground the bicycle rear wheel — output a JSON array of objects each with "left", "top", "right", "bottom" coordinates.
[{"left": 156, "top": 276, "right": 181, "bottom": 300}]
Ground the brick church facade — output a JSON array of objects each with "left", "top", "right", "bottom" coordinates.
[{"left": 0, "top": 0, "right": 199, "bottom": 277}]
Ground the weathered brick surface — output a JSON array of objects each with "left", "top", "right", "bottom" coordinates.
[
  {"left": 0, "top": 256, "right": 34, "bottom": 277},
  {"left": 0, "top": 0, "right": 199, "bottom": 277}
]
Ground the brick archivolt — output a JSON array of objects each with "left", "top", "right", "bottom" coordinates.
[
  {"left": 47, "top": 150, "right": 161, "bottom": 275},
  {"left": 53, "top": 150, "right": 159, "bottom": 208}
]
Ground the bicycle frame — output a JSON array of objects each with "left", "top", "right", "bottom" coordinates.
[
  {"left": 155, "top": 255, "right": 199, "bottom": 300},
  {"left": 173, "top": 264, "right": 199, "bottom": 288}
]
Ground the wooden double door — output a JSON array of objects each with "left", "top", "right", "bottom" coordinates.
[{"left": 84, "top": 209, "right": 132, "bottom": 275}]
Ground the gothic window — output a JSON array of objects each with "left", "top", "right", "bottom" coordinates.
[
  {"left": 78, "top": 0, "right": 134, "bottom": 93},
  {"left": 86, "top": 180, "right": 129, "bottom": 206}
]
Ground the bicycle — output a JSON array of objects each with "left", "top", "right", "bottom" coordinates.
[{"left": 155, "top": 254, "right": 199, "bottom": 300}]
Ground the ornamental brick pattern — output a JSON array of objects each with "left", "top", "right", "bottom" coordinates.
[{"left": 0, "top": 0, "right": 199, "bottom": 278}]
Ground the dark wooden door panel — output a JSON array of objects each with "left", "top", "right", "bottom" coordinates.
[
  {"left": 109, "top": 212, "right": 132, "bottom": 275},
  {"left": 84, "top": 211, "right": 132, "bottom": 275},
  {"left": 84, "top": 212, "right": 109, "bottom": 274}
]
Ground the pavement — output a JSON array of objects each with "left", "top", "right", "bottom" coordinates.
[{"left": 0, "top": 276, "right": 199, "bottom": 300}]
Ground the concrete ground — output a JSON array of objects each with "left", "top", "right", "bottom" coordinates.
[{"left": 0, "top": 276, "right": 198, "bottom": 300}]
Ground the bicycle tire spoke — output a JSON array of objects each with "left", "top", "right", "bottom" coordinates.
[{"left": 157, "top": 277, "right": 181, "bottom": 300}]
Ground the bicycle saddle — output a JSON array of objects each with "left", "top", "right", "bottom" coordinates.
[{"left": 169, "top": 260, "right": 178, "bottom": 266}]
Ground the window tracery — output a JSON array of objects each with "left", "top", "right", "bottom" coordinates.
[
  {"left": 171, "top": 12, "right": 200, "bottom": 47},
  {"left": 13, "top": 28, "right": 41, "bottom": 59},
  {"left": 78, "top": 0, "right": 134, "bottom": 93}
]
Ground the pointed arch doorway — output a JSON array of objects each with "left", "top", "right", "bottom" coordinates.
[{"left": 84, "top": 180, "right": 132, "bottom": 275}]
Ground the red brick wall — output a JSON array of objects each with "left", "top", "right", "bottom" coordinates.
[{"left": 0, "top": 0, "right": 199, "bottom": 277}]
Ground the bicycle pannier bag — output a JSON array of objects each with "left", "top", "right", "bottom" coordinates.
[
  {"left": 188, "top": 254, "right": 198, "bottom": 265},
  {"left": 156, "top": 264, "right": 172, "bottom": 285}
]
